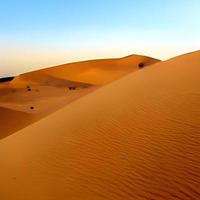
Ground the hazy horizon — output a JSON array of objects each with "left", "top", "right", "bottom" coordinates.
[{"left": 1, "top": 0, "right": 200, "bottom": 77}]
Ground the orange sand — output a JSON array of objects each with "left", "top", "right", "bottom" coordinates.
[
  {"left": 12, "top": 55, "right": 160, "bottom": 86},
  {"left": 0, "top": 54, "right": 158, "bottom": 138},
  {"left": 0, "top": 51, "right": 200, "bottom": 199},
  {"left": 0, "top": 107, "right": 34, "bottom": 139}
]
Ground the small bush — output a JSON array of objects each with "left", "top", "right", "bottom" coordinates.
[
  {"left": 69, "top": 87, "right": 76, "bottom": 90},
  {"left": 138, "top": 63, "right": 145, "bottom": 68},
  {"left": 27, "top": 85, "right": 31, "bottom": 91}
]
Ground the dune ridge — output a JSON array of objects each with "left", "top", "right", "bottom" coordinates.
[
  {"left": 0, "top": 51, "right": 200, "bottom": 199},
  {"left": 11, "top": 55, "right": 160, "bottom": 86},
  {"left": 0, "top": 54, "right": 159, "bottom": 138}
]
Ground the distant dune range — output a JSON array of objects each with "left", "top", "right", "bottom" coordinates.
[
  {"left": 11, "top": 55, "right": 159, "bottom": 86},
  {"left": 0, "top": 51, "right": 200, "bottom": 199},
  {"left": 0, "top": 55, "right": 159, "bottom": 138}
]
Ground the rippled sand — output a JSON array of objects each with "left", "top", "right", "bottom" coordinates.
[{"left": 0, "top": 51, "right": 200, "bottom": 199}]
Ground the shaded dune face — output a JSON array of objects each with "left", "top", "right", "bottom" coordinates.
[
  {"left": 0, "top": 107, "right": 35, "bottom": 139},
  {"left": 0, "top": 51, "right": 200, "bottom": 199},
  {"left": 10, "top": 73, "right": 93, "bottom": 88}
]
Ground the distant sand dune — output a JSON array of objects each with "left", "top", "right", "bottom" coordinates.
[
  {"left": 0, "top": 83, "right": 97, "bottom": 138},
  {"left": 0, "top": 54, "right": 158, "bottom": 138},
  {"left": 12, "top": 55, "right": 160, "bottom": 86},
  {"left": 0, "top": 51, "right": 200, "bottom": 199}
]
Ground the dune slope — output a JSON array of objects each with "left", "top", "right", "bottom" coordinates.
[
  {"left": 11, "top": 55, "right": 160, "bottom": 86},
  {"left": 0, "top": 51, "right": 200, "bottom": 199},
  {"left": 0, "top": 54, "right": 159, "bottom": 138},
  {"left": 0, "top": 107, "right": 34, "bottom": 139},
  {"left": 0, "top": 82, "right": 97, "bottom": 138}
]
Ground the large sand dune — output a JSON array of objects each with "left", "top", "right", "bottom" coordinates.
[
  {"left": 0, "top": 51, "right": 200, "bottom": 199},
  {"left": 12, "top": 55, "right": 160, "bottom": 86},
  {"left": 0, "top": 54, "right": 158, "bottom": 138}
]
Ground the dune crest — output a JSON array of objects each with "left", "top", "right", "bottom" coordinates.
[
  {"left": 0, "top": 54, "right": 159, "bottom": 138},
  {"left": 0, "top": 51, "right": 200, "bottom": 199},
  {"left": 11, "top": 55, "right": 160, "bottom": 86}
]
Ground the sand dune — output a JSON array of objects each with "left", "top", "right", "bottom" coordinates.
[
  {"left": 0, "top": 54, "right": 158, "bottom": 138},
  {"left": 0, "top": 51, "right": 200, "bottom": 199},
  {"left": 0, "top": 82, "right": 97, "bottom": 138},
  {"left": 12, "top": 55, "right": 160, "bottom": 86}
]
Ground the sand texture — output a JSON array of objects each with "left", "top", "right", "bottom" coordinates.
[
  {"left": 0, "top": 55, "right": 157, "bottom": 138},
  {"left": 0, "top": 51, "right": 200, "bottom": 199}
]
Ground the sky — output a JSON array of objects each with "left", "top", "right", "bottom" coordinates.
[{"left": 0, "top": 0, "right": 200, "bottom": 77}]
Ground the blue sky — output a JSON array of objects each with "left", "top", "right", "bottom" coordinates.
[{"left": 1, "top": 0, "right": 200, "bottom": 76}]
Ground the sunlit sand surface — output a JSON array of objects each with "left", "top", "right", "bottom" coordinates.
[
  {"left": 0, "top": 51, "right": 200, "bottom": 199},
  {"left": 0, "top": 55, "right": 158, "bottom": 138}
]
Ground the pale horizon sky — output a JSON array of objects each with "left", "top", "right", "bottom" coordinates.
[{"left": 1, "top": 0, "right": 200, "bottom": 77}]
